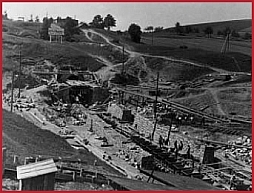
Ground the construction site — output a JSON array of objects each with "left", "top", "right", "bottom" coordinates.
[{"left": 2, "top": 11, "right": 252, "bottom": 191}]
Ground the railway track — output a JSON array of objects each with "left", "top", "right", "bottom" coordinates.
[
  {"left": 116, "top": 87, "right": 228, "bottom": 123},
  {"left": 97, "top": 113, "right": 251, "bottom": 190},
  {"left": 99, "top": 114, "right": 195, "bottom": 172},
  {"left": 115, "top": 88, "right": 251, "bottom": 136}
]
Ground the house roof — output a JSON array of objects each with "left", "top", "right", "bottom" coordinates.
[{"left": 17, "top": 159, "right": 57, "bottom": 180}]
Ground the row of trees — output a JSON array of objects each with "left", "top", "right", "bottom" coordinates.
[
  {"left": 40, "top": 16, "right": 80, "bottom": 41},
  {"left": 175, "top": 22, "right": 251, "bottom": 39},
  {"left": 28, "top": 14, "right": 40, "bottom": 22},
  {"left": 175, "top": 22, "right": 200, "bottom": 34},
  {"left": 127, "top": 21, "right": 251, "bottom": 44},
  {"left": 39, "top": 14, "right": 116, "bottom": 41},
  {"left": 144, "top": 26, "right": 164, "bottom": 33},
  {"left": 89, "top": 14, "right": 116, "bottom": 30}
]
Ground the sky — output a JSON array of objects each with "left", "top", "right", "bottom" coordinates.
[{"left": 2, "top": 2, "right": 252, "bottom": 31}]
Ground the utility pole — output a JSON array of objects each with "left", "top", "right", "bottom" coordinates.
[
  {"left": 166, "top": 113, "right": 173, "bottom": 143},
  {"left": 10, "top": 70, "right": 15, "bottom": 112},
  {"left": 227, "top": 32, "right": 230, "bottom": 52},
  {"left": 221, "top": 32, "right": 230, "bottom": 54},
  {"left": 152, "top": 30, "right": 154, "bottom": 45},
  {"left": 151, "top": 71, "right": 159, "bottom": 141},
  {"left": 18, "top": 44, "right": 22, "bottom": 98},
  {"left": 122, "top": 46, "right": 125, "bottom": 74}
]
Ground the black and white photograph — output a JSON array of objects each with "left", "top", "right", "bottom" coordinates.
[{"left": 2, "top": 2, "right": 252, "bottom": 190}]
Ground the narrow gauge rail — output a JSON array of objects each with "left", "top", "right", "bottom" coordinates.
[{"left": 115, "top": 88, "right": 250, "bottom": 136}]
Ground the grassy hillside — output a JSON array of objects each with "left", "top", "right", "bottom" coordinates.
[
  {"left": 163, "top": 19, "right": 251, "bottom": 34},
  {"left": 132, "top": 44, "right": 251, "bottom": 73},
  {"left": 3, "top": 20, "right": 127, "bottom": 73},
  {"left": 3, "top": 32, "right": 104, "bottom": 72},
  {"left": 3, "top": 109, "right": 74, "bottom": 158},
  {"left": 94, "top": 28, "right": 251, "bottom": 75},
  {"left": 142, "top": 35, "right": 251, "bottom": 56},
  {"left": 3, "top": 110, "right": 123, "bottom": 176}
]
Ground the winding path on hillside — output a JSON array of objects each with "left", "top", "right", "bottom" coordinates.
[
  {"left": 81, "top": 29, "right": 148, "bottom": 82},
  {"left": 81, "top": 29, "right": 230, "bottom": 75}
]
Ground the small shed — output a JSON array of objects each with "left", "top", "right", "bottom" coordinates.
[{"left": 17, "top": 158, "right": 57, "bottom": 190}]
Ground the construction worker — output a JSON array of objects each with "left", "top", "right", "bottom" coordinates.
[
  {"left": 178, "top": 140, "right": 183, "bottom": 151},
  {"left": 174, "top": 140, "right": 178, "bottom": 150},
  {"left": 197, "top": 162, "right": 202, "bottom": 173}
]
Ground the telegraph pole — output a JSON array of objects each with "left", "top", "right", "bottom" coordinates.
[
  {"left": 122, "top": 46, "right": 125, "bottom": 74},
  {"left": 151, "top": 71, "right": 159, "bottom": 141},
  {"left": 10, "top": 70, "right": 15, "bottom": 112},
  {"left": 152, "top": 30, "right": 154, "bottom": 45},
  {"left": 18, "top": 44, "right": 22, "bottom": 98},
  {"left": 227, "top": 32, "right": 230, "bottom": 52}
]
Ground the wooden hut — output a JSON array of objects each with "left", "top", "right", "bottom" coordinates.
[{"left": 17, "top": 158, "right": 57, "bottom": 190}]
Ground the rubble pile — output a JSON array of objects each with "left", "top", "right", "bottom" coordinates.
[
  {"left": 226, "top": 136, "right": 252, "bottom": 165},
  {"left": 107, "top": 103, "right": 123, "bottom": 120},
  {"left": 69, "top": 104, "right": 87, "bottom": 125},
  {"left": 3, "top": 94, "right": 36, "bottom": 111},
  {"left": 42, "top": 102, "right": 88, "bottom": 127},
  {"left": 114, "top": 144, "right": 148, "bottom": 168}
]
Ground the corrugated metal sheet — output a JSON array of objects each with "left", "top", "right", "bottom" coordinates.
[{"left": 17, "top": 159, "right": 57, "bottom": 180}]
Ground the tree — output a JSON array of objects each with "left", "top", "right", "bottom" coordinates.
[
  {"left": 144, "top": 26, "right": 154, "bottom": 32},
  {"left": 128, "top": 23, "right": 142, "bottom": 43},
  {"left": 204, "top": 26, "right": 213, "bottom": 38},
  {"left": 35, "top": 16, "right": 40, "bottom": 23},
  {"left": 40, "top": 17, "right": 53, "bottom": 40},
  {"left": 103, "top": 14, "right": 116, "bottom": 30},
  {"left": 3, "top": 10, "right": 8, "bottom": 20},
  {"left": 29, "top": 14, "right": 33, "bottom": 22},
  {"left": 90, "top": 15, "right": 104, "bottom": 29},
  {"left": 63, "top": 16, "right": 79, "bottom": 41},
  {"left": 175, "top": 22, "right": 183, "bottom": 34},
  {"left": 154, "top": 26, "right": 163, "bottom": 32}
]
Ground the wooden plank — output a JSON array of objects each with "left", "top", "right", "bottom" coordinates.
[
  {"left": 17, "top": 159, "right": 57, "bottom": 180},
  {"left": 17, "top": 159, "right": 54, "bottom": 170},
  {"left": 18, "top": 167, "right": 57, "bottom": 180},
  {"left": 18, "top": 162, "right": 57, "bottom": 174}
]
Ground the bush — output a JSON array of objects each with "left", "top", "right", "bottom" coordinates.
[{"left": 128, "top": 23, "right": 142, "bottom": 43}]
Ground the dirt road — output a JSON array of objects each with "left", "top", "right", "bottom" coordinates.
[{"left": 81, "top": 29, "right": 230, "bottom": 77}]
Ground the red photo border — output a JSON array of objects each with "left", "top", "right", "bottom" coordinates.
[{"left": 0, "top": 1, "right": 252, "bottom": 193}]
